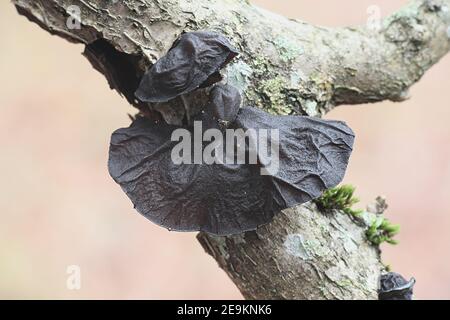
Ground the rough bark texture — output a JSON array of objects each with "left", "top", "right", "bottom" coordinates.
[
  {"left": 13, "top": 0, "right": 450, "bottom": 299},
  {"left": 198, "top": 203, "right": 382, "bottom": 300}
]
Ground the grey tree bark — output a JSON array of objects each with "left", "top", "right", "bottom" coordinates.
[{"left": 13, "top": 0, "right": 450, "bottom": 299}]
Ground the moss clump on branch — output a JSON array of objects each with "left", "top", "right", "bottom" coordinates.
[
  {"left": 366, "top": 217, "right": 400, "bottom": 246},
  {"left": 315, "top": 185, "right": 363, "bottom": 218},
  {"left": 315, "top": 185, "right": 400, "bottom": 246}
]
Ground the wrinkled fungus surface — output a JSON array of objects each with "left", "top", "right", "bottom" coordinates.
[
  {"left": 135, "top": 31, "right": 239, "bottom": 103},
  {"left": 109, "top": 85, "right": 355, "bottom": 235},
  {"left": 109, "top": 116, "right": 278, "bottom": 235},
  {"left": 206, "top": 84, "right": 242, "bottom": 124},
  {"left": 110, "top": 30, "right": 356, "bottom": 236},
  {"left": 379, "top": 272, "right": 415, "bottom": 300}
]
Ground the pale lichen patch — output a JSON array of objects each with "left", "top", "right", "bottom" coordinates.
[
  {"left": 227, "top": 60, "right": 253, "bottom": 93},
  {"left": 303, "top": 99, "right": 319, "bottom": 117},
  {"left": 273, "top": 36, "right": 303, "bottom": 63},
  {"left": 324, "top": 261, "right": 356, "bottom": 290},
  {"left": 343, "top": 237, "right": 358, "bottom": 254},
  {"left": 289, "top": 71, "right": 303, "bottom": 88},
  {"left": 284, "top": 234, "right": 312, "bottom": 260}
]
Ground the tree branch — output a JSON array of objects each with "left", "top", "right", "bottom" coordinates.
[
  {"left": 14, "top": 0, "right": 450, "bottom": 115},
  {"left": 329, "top": 0, "right": 450, "bottom": 106},
  {"left": 12, "top": 0, "right": 450, "bottom": 299},
  {"left": 197, "top": 203, "right": 382, "bottom": 300}
]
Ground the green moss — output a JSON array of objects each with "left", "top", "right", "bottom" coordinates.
[
  {"left": 315, "top": 185, "right": 363, "bottom": 218},
  {"left": 366, "top": 217, "right": 400, "bottom": 246},
  {"left": 316, "top": 185, "right": 400, "bottom": 247}
]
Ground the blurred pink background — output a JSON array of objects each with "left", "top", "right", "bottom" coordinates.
[{"left": 0, "top": 0, "right": 449, "bottom": 299}]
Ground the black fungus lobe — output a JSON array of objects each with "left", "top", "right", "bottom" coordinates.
[
  {"left": 108, "top": 85, "right": 355, "bottom": 235},
  {"left": 206, "top": 84, "right": 242, "bottom": 125},
  {"left": 135, "top": 31, "right": 239, "bottom": 103},
  {"left": 379, "top": 272, "right": 416, "bottom": 300},
  {"left": 108, "top": 116, "right": 279, "bottom": 235}
]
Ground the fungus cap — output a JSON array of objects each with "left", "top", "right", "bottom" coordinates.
[
  {"left": 135, "top": 31, "right": 239, "bottom": 103},
  {"left": 109, "top": 85, "right": 355, "bottom": 235}
]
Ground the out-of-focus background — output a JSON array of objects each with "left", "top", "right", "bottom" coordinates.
[{"left": 0, "top": 0, "right": 449, "bottom": 299}]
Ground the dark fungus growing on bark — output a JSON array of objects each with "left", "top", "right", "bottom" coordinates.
[
  {"left": 379, "top": 272, "right": 416, "bottom": 300},
  {"left": 207, "top": 84, "right": 241, "bottom": 123},
  {"left": 135, "top": 31, "right": 239, "bottom": 103},
  {"left": 108, "top": 84, "right": 355, "bottom": 235}
]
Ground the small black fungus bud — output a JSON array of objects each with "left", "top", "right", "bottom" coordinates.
[
  {"left": 135, "top": 31, "right": 239, "bottom": 103},
  {"left": 379, "top": 272, "right": 416, "bottom": 300},
  {"left": 206, "top": 84, "right": 242, "bottom": 126}
]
